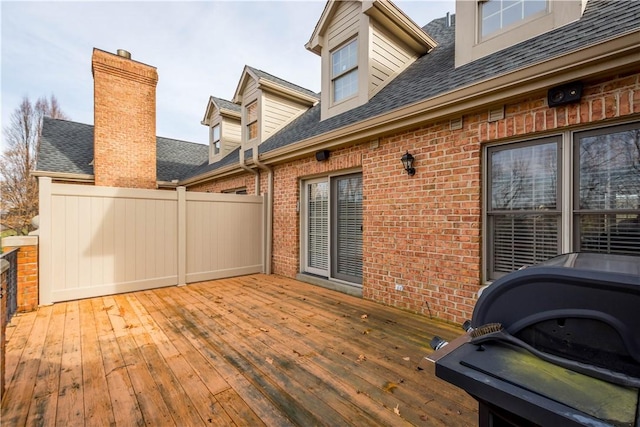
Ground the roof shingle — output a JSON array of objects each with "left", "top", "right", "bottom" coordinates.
[
  {"left": 258, "top": 0, "right": 640, "bottom": 154},
  {"left": 37, "top": 117, "right": 209, "bottom": 182}
]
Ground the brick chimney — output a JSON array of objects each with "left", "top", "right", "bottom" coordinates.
[{"left": 91, "top": 48, "right": 158, "bottom": 188}]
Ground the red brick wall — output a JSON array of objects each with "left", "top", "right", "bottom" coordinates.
[
  {"left": 92, "top": 49, "right": 158, "bottom": 189},
  {"left": 269, "top": 72, "right": 640, "bottom": 325},
  {"left": 189, "top": 173, "right": 257, "bottom": 194},
  {"left": 2, "top": 244, "right": 39, "bottom": 312},
  {"left": 0, "top": 263, "right": 7, "bottom": 398},
  {"left": 187, "top": 72, "right": 639, "bottom": 325},
  {"left": 477, "top": 71, "right": 640, "bottom": 143}
]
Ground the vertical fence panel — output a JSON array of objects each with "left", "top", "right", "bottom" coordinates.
[
  {"left": 38, "top": 180, "right": 264, "bottom": 303},
  {"left": 185, "top": 192, "right": 264, "bottom": 283}
]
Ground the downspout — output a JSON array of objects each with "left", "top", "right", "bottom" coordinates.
[
  {"left": 239, "top": 147, "right": 260, "bottom": 195},
  {"left": 253, "top": 149, "right": 273, "bottom": 275}
]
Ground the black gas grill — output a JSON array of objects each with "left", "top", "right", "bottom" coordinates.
[{"left": 426, "top": 253, "right": 640, "bottom": 427}]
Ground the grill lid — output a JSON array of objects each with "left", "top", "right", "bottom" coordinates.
[{"left": 472, "top": 253, "right": 640, "bottom": 380}]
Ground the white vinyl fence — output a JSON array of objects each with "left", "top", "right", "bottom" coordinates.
[{"left": 38, "top": 177, "right": 264, "bottom": 305}]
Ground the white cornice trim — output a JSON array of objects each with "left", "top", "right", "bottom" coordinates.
[
  {"left": 363, "top": 0, "right": 437, "bottom": 53},
  {"left": 259, "top": 79, "right": 319, "bottom": 106}
]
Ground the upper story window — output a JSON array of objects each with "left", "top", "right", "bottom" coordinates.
[
  {"left": 246, "top": 101, "right": 258, "bottom": 140},
  {"left": 480, "top": 0, "right": 547, "bottom": 38},
  {"left": 332, "top": 39, "right": 358, "bottom": 103},
  {"left": 211, "top": 124, "right": 221, "bottom": 155}
]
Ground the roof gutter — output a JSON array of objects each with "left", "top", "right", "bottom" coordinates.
[
  {"left": 260, "top": 29, "right": 640, "bottom": 165},
  {"left": 31, "top": 170, "right": 94, "bottom": 183},
  {"left": 239, "top": 147, "right": 260, "bottom": 195},
  {"left": 179, "top": 162, "right": 245, "bottom": 187}
]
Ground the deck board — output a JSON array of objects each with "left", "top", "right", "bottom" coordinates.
[{"left": 2, "top": 274, "right": 477, "bottom": 426}]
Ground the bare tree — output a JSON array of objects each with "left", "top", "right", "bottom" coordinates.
[{"left": 1, "top": 95, "right": 68, "bottom": 235}]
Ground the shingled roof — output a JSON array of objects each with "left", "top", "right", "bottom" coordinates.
[
  {"left": 38, "top": 118, "right": 95, "bottom": 175},
  {"left": 246, "top": 66, "right": 320, "bottom": 100},
  {"left": 210, "top": 96, "right": 240, "bottom": 113},
  {"left": 37, "top": 117, "right": 209, "bottom": 182},
  {"left": 37, "top": 0, "right": 639, "bottom": 184},
  {"left": 258, "top": 0, "right": 640, "bottom": 154}
]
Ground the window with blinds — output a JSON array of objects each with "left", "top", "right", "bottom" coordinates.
[
  {"left": 485, "top": 122, "right": 640, "bottom": 280},
  {"left": 487, "top": 138, "right": 561, "bottom": 279},
  {"left": 332, "top": 174, "right": 363, "bottom": 284},
  {"left": 575, "top": 124, "right": 640, "bottom": 256},
  {"left": 307, "top": 181, "right": 329, "bottom": 274}
]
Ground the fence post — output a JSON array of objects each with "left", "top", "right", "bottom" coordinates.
[
  {"left": 38, "top": 176, "right": 53, "bottom": 305},
  {"left": 177, "top": 186, "right": 186, "bottom": 286}
]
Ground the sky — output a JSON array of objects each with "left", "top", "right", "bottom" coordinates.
[{"left": 1, "top": 0, "right": 455, "bottom": 149}]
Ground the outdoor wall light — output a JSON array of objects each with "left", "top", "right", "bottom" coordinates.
[
  {"left": 401, "top": 151, "right": 415, "bottom": 176},
  {"left": 315, "top": 149, "right": 330, "bottom": 162}
]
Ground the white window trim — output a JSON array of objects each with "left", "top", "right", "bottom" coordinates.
[{"left": 331, "top": 38, "right": 359, "bottom": 105}]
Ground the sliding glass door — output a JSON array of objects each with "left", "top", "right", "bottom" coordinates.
[{"left": 302, "top": 173, "right": 362, "bottom": 286}]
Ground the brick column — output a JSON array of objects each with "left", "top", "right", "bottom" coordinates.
[{"left": 1, "top": 236, "right": 39, "bottom": 312}]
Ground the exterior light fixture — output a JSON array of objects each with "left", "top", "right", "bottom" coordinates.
[
  {"left": 401, "top": 151, "right": 415, "bottom": 176},
  {"left": 315, "top": 150, "right": 330, "bottom": 162}
]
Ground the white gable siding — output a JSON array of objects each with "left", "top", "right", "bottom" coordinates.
[
  {"left": 221, "top": 117, "right": 241, "bottom": 156},
  {"left": 327, "top": 1, "right": 360, "bottom": 49},
  {"left": 262, "top": 93, "right": 309, "bottom": 139},
  {"left": 242, "top": 77, "right": 259, "bottom": 103},
  {"left": 369, "top": 23, "right": 416, "bottom": 97}
]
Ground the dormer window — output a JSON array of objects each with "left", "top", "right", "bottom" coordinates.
[
  {"left": 306, "top": 1, "right": 436, "bottom": 121},
  {"left": 332, "top": 39, "right": 358, "bottom": 103},
  {"left": 201, "top": 96, "right": 241, "bottom": 164},
  {"left": 211, "top": 124, "right": 221, "bottom": 155},
  {"left": 456, "top": 0, "right": 584, "bottom": 67},
  {"left": 480, "top": 0, "right": 547, "bottom": 38},
  {"left": 246, "top": 101, "right": 258, "bottom": 140}
]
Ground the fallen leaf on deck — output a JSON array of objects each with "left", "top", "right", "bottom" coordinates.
[
  {"left": 259, "top": 327, "right": 269, "bottom": 332},
  {"left": 266, "top": 357, "right": 273, "bottom": 364},
  {"left": 383, "top": 381, "right": 398, "bottom": 393},
  {"left": 357, "top": 354, "right": 367, "bottom": 362},
  {"left": 360, "top": 314, "right": 368, "bottom": 319},
  {"left": 402, "top": 357, "right": 410, "bottom": 361},
  {"left": 362, "top": 329, "right": 371, "bottom": 335},
  {"left": 394, "top": 404, "right": 400, "bottom": 416}
]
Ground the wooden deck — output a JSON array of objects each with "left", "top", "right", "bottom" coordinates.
[{"left": 1, "top": 274, "right": 477, "bottom": 426}]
